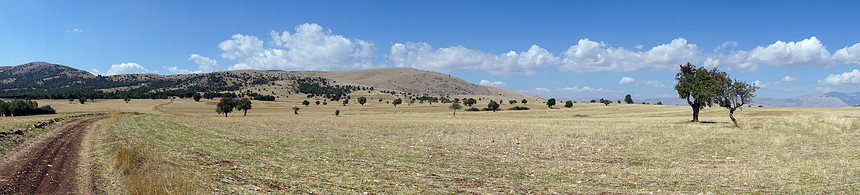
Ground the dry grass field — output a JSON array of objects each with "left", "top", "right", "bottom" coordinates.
[{"left": 8, "top": 97, "right": 860, "bottom": 193}]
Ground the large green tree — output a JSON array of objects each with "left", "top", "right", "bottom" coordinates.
[
  {"left": 546, "top": 98, "right": 556, "bottom": 108},
  {"left": 717, "top": 79, "right": 758, "bottom": 127},
  {"left": 216, "top": 97, "right": 237, "bottom": 117},
  {"left": 624, "top": 94, "right": 634, "bottom": 104},
  {"left": 674, "top": 62, "right": 727, "bottom": 122},
  {"left": 236, "top": 98, "right": 252, "bottom": 116},
  {"left": 487, "top": 100, "right": 500, "bottom": 112}
]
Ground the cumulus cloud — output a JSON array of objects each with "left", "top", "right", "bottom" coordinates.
[
  {"left": 479, "top": 80, "right": 507, "bottom": 88},
  {"left": 834, "top": 42, "right": 860, "bottom": 64},
  {"left": 106, "top": 63, "right": 152, "bottom": 75},
  {"left": 390, "top": 42, "right": 557, "bottom": 75},
  {"left": 166, "top": 54, "right": 221, "bottom": 74},
  {"left": 820, "top": 69, "right": 860, "bottom": 86},
  {"left": 534, "top": 87, "right": 550, "bottom": 92},
  {"left": 618, "top": 76, "right": 664, "bottom": 87},
  {"left": 559, "top": 86, "right": 612, "bottom": 93},
  {"left": 558, "top": 38, "right": 700, "bottom": 72},
  {"left": 745, "top": 37, "right": 834, "bottom": 68},
  {"left": 219, "top": 23, "right": 375, "bottom": 71},
  {"left": 619, "top": 77, "right": 635, "bottom": 85},
  {"left": 780, "top": 75, "right": 797, "bottom": 84}
]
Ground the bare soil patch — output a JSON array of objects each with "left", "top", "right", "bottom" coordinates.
[{"left": 0, "top": 116, "right": 105, "bottom": 194}]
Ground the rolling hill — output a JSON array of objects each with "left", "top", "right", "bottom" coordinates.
[{"left": 0, "top": 62, "right": 539, "bottom": 101}]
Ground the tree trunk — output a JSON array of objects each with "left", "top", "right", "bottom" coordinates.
[
  {"left": 691, "top": 105, "right": 700, "bottom": 122},
  {"left": 224, "top": 113, "right": 228, "bottom": 117},
  {"left": 244, "top": 110, "right": 247, "bottom": 116},
  {"left": 729, "top": 108, "right": 738, "bottom": 127},
  {"left": 453, "top": 110, "right": 456, "bottom": 116}
]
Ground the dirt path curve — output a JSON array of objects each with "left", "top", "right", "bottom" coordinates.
[{"left": 0, "top": 116, "right": 106, "bottom": 194}]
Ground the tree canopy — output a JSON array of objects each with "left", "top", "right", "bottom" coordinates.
[
  {"left": 236, "top": 98, "right": 252, "bottom": 116},
  {"left": 674, "top": 62, "right": 726, "bottom": 122},
  {"left": 216, "top": 97, "right": 237, "bottom": 117}
]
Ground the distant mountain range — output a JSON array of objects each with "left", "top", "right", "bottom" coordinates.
[{"left": 641, "top": 92, "right": 860, "bottom": 107}]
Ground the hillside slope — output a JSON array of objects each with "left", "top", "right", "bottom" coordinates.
[{"left": 295, "top": 68, "right": 541, "bottom": 100}]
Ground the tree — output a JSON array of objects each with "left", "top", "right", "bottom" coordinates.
[
  {"left": 302, "top": 100, "right": 310, "bottom": 107},
  {"left": 509, "top": 100, "right": 517, "bottom": 105},
  {"left": 449, "top": 103, "right": 462, "bottom": 116},
  {"left": 463, "top": 98, "right": 477, "bottom": 107},
  {"left": 124, "top": 97, "right": 131, "bottom": 103},
  {"left": 358, "top": 96, "right": 367, "bottom": 106},
  {"left": 236, "top": 98, "right": 252, "bottom": 116},
  {"left": 564, "top": 100, "right": 573, "bottom": 108},
  {"left": 392, "top": 98, "right": 402, "bottom": 107},
  {"left": 292, "top": 106, "right": 300, "bottom": 115},
  {"left": 717, "top": 79, "right": 758, "bottom": 127},
  {"left": 656, "top": 101, "right": 663, "bottom": 105},
  {"left": 675, "top": 62, "right": 726, "bottom": 122},
  {"left": 315, "top": 100, "right": 320, "bottom": 105},
  {"left": 590, "top": 99, "right": 596, "bottom": 103},
  {"left": 69, "top": 98, "right": 75, "bottom": 104},
  {"left": 193, "top": 93, "right": 202, "bottom": 102},
  {"left": 604, "top": 100, "right": 611, "bottom": 106},
  {"left": 624, "top": 94, "right": 634, "bottom": 104},
  {"left": 487, "top": 100, "right": 500, "bottom": 112},
  {"left": 546, "top": 98, "right": 556, "bottom": 108},
  {"left": 343, "top": 99, "right": 349, "bottom": 106},
  {"left": 216, "top": 97, "right": 236, "bottom": 117},
  {"left": 335, "top": 109, "right": 340, "bottom": 117},
  {"left": 521, "top": 99, "right": 527, "bottom": 104},
  {"left": 617, "top": 100, "right": 621, "bottom": 104}
]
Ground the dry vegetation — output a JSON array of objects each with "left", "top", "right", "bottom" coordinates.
[
  {"left": 54, "top": 97, "right": 858, "bottom": 193},
  {"left": 3, "top": 97, "right": 857, "bottom": 193}
]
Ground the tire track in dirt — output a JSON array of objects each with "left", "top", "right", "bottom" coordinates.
[{"left": 0, "top": 116, "right": 106, "bottom": 194}]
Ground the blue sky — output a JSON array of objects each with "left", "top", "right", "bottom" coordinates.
[{"left": 2, "top": 1, "right": 860, "bottom": 99}]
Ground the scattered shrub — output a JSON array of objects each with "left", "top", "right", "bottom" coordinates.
[{"left": 508, "top": 106, "right": 530, "bottom": 110}]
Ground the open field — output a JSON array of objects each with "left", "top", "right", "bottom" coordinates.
[{"left": 6, "top": 98, "right": 859, "bottom": 193}]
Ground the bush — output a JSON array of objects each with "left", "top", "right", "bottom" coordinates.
[
  {"left": 465, "top": 107, "right": 481, "bottom": 112},
  {"left": 508, "top": 106, "right": 530, "bottom": 110}
]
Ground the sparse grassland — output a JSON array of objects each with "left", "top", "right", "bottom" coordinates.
[{"left": 82, "top": 98, "right": 860, "bottom": 193}]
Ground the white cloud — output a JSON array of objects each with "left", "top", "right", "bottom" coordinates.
[
  {"left": 479, "top": 80, "right": 507, "bottom": 88},
  {"left": 558, "top": 38, "right": 699, "bottom": 72},
  {"left": 219, "top": 23, "right": 375, "bottom": 71},
  {"left": 390, "top": 42, "right": 557, "bottom": 75},
  {"left": 66, "top": 28, "right": 83, "bottom": 33},
  {"left": 752, "top": 80, "right": 766, "bottom": 88},
  {"left": 619, "top": 77, "right": 635, "bottom": 85},
  {"left": 820, "top": 69, "right": 860, "bottom": 86},
  {"left": 834, "top": 42, "right": 860, "bottom": 64},
  {"left": 189, "top": 54, "right": 219, "bottom": 72},
  {"left": 744, "top": 37, "right": 835, "bottom": 70},
  {"left": 534, "top": 87, "right": 550, "bottom": 92},
  {"left": 780, "top": 75, "right": 797, "bottom": 84},
  {"left": 559, "top": 86, "right": 611, "bottom": 93},
  {"left": 166, "top": 67, "right": 194, "bottom": 74},
  {"left": 618, "top": 76, "right": 664, "bottom": 87},
  {"left": 106, "top": 63, "right": 152, "bottom": 75}
]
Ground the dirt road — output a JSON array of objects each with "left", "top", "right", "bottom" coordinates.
[{"left": 0, "top": 116, "right": 105, "bottom": 194}]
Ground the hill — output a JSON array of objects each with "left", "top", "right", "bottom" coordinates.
[
  {"left": 296, "top": 68, "right": 540, "bottom": 100},
  {"left": 0, "top": 62, "right": 538, "bottom": 101}
]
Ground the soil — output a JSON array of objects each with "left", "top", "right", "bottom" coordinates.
[{"left": 0, "top": 116, "right": 105, "bottom": 194}]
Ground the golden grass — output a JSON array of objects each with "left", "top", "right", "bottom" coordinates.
[{"left": 82, "top": 98, "right": 860, "bottom": 193}]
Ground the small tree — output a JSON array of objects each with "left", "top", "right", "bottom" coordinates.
[
  {"left": 343, "top": 99, "right": 349, "bottom": 106},
  {"left": 358, "top": 97, "right": 367, "bottom": 106},
  {"left": 236, "top": 98, "right": 252, "bottom": 116},
  {"left": 449, "top": 103, "right": 462, "bottom": 116},
  {"left": 69, "top": 98, "right": 75, "bottom": 104},
  {"left": 315, "top": 100, "right": 320, "bottom": 105},
  {"left": 392, "top": 98, "right": 402, "bottom": 107},
  {"left": 564, "top": 100, "right": 573, "bottom": 108},
  {"left": 79, "top": 97, "right": 87, "bottom": 104},
  {"left": 335, "top": 109, "right": 340, "bottom": 117},
  {"left": 463, "top": 98, "right": 477, "bottom": 107},
  {"left": 302, "top": 100, "right": 310, "bottom": 107},
  {"left": 378, "top": 98, "right": 383, "bottom": 102},
  {"left": 624, "top": 94, "right": 634, "bottom": 104},
  {"left": 718, "top": 79, "right": 758, "bottom": 127},
  {"left": 292, "top": 106, "right": 300, "bottom": 115},
  {"left": 509, "top": 100, "right": 517, "bottom": 105},
  {"left": 546, "top": 98, "right": 556, "bottom": 108},
  {"left": 124, "top": 97, "right": 131, "bottom": 103},
  {"left": 656, "top": 101, "right": 663, "bottom": 105},
  {"left": 590, "top": 99, "right": 596, "bottom": 103},
  {"left": 216, "top": 97, "right": 236, "bottom": 117},
  {"left": 604, "top": 100, "right": 611, "bottom": 106},
  {"left": 193, "top": 93, "right": 202, "bottom": 102},
  {"left": 521, "top": 99, "right": 527, "bottom": 104},
  {"left": 617, "top": 100, "right": 621, "bottom": 104},
  {"left": 487, "top": 100, "right": 500, "bottom": 112}
]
